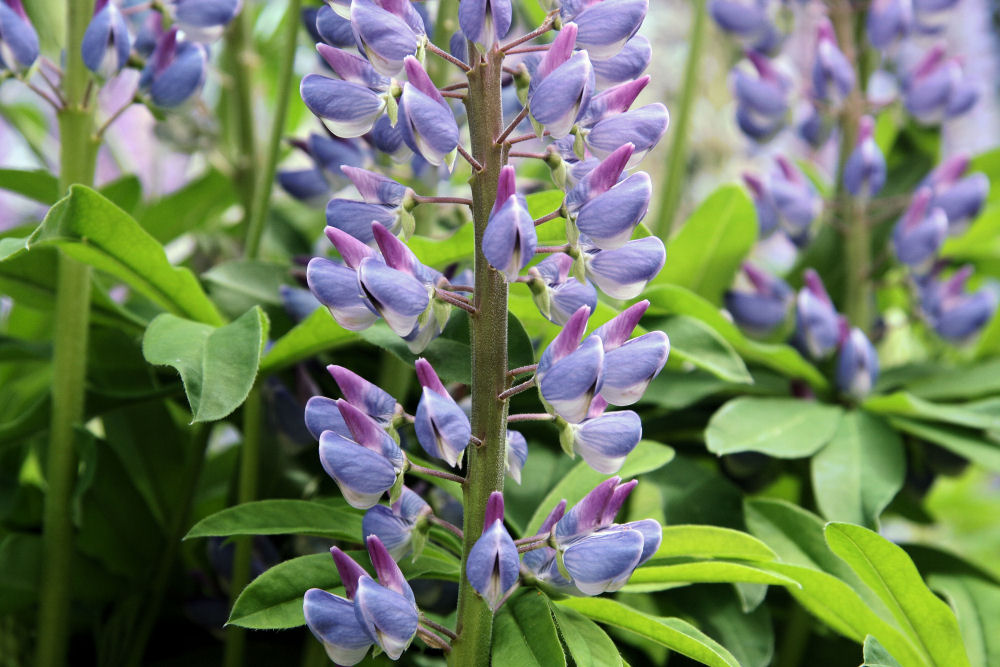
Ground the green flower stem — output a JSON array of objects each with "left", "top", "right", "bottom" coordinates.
[
  {"left": 225, "top": 8, "right": 258, "bottom": 222},
  {"left": 35, "top": 1, "right": 99, "bottom": 666},
  {"left": 829, "top": 0, "right": 872, "bottom": 333},
  {"left": 652, "top": 0, "right": 707, "bottom": 235},
  {"left": 448, "top": 45, "right": 508, "bottom": 667}
]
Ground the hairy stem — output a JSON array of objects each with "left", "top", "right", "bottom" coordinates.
[
  {"left": 448, "top": 44, "right": 507, "bottom": 667},
  {"left": 36, "top": 1, "right": 99, "bottom": 665},
  {"left": 225, "top": 7, "right": 258, "bottom": 225}
]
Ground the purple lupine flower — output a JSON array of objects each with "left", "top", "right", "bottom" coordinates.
[
  {"left": 307, "top": 257, "right": 380, "bottom": 331},
  {"left": 399, "top": 56, "right": 460, "bottom": 168},
  {"left": 565, "top": 143, "right": 651, "bottom": 249},
  {"left": 309, "top": 133, "right": 368, "bottom": 183},
  {"left": 357, "top": 256, "right": 430, "bottom": 336},
  {"left": 867, "top": 0, "right": 912, "bottom": 49},
  {"left": 571, "top": 0, "right": 648, "bottom": 59},
  {"left": 482, "top": 166, "right": 537, "bottom": 281},
  {"left": 350, "top": 0, "right": 421, "bottom": 76},
  {"left": 591, "top": 301, "right": 669, "bottom": 405},
  {"left": 795, "top": 269, "right": 843, "bottom": 359},
  {"left": 709, "top": 0, "right": 781, "bottom": 54},
  {"left": 578, "top": 76, "right": 649, "bottom": 128},
  {"left": 316, "top": 3, "right": 356, "bottom": 47},
  {"left": 584, "top": 103, "right": 669, "bottom": 164},
  {"left": 305, "top": 394, "right": 351, "bottom": 441},
  {"left": 769, "top": 156, "right": 822, "bottom": 246},
  {"left": 583, "top": 235, "right": 666, "bottom": 300},
  {"left": 328, "top": 363, "right": 399, "bottom": 424},
  {"left": 325, "top": 167, "right": 413, "bottom": 243},
  {"left": 919, "top": 267, "right": 998, "bottom": 341},
  {"left": 836, "top": 327, "right": 879, "bottom": 399},
  {"left": 505, "top": 430, "right": 529, "bottom": 483},
  {"left": 591, "top": 35, "right": 651, "bottom": 89},
  {"left": 371, "top": 221, "right": 441, "bottom": 288},
  {"left": 354, "top": 536, "right": 420, "bottom": 659},
  {"left": 732, "top": 51, "right": 790, "bottom": 142},
  {"left": 303, "top": 588, "right": 372, "bottom": 665},
  {"left": 169, "top": 0, "right": 241, "bottom": 43},
  {"left": 811, "top": 20, "right": 855, "bottom": 107},
  {"left": 0, "top": 0, "right": 39, "bottom": 72},
  {"left": 912, "top": 0, "right": 959, "bottom": 33},
  {"left": 300, "top": 75, "right": 387, "bottom": 138},
  {"left": 362, "top": 486, "right": 432, "bottom": 559},
  {"left": 280, "top": 285, "right": 322, "bottom": 322},
  {"left": 797, "top": 101, "right": 834, "bottom": 148},
  {"left": 521, "top": 501, "right": 577, "bottom": 592},
  {"left": 536, "top": 306, "right": 604, "bottom": 423},
  {"left": 724, "top": 263, "right": 794, "bottom": 336},
  {"left": 743, "top": 174, "right": 779, "bottom": 237},
  {"left": 892, "top": 189, "right": 947, "bottom": 273},
  {"left": 527, "top": 253, "right": 598, "bottom": 325},
  {"left": 922, "top": 156, "right": 989, "bottom": 233},
  {"left": 140, "top": 28, "right": 208, "bottom": 108},
  {"left": 317, "top": 43, "right": 391, "bottom": 90},
  {"left": 903, "top": 46, "right": 979, "bottom": 124},
  {"left": 82, "top": 0, "right": 132, "bottom": 78},
  {"left": 368, "top": 114, "right": 413, "bottom": 161},
  {"left": 567, "top": 398, "right": 642, "bottom": 473},
  {"left": 459, "top": 0, "right": 513, "bottom": 49},
  {"left": 843, "top": 116, "right": 887, "bottom": 198},
  {"left": 466, "top": 492, "right": 520, "bottom": 610},
  {"left": 278, "top": 168, "right": 330, "bottom": 206},
  {"left": 529, "top": 25, "right": 595, "bottom": 139},
  {"left": 319, "top": 400, "right": 405, "bottom": 508},
  {"left": 414, "top": 358, "right": 472, "bottom": 467}
]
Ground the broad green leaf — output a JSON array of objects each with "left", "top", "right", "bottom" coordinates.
[
  {"left": 549, "top": 602, "right": 622, "bottom": 667},
  {"left": 492, "top": 591, "right": 566, "bottom": 667},
  {"left": 185, "top": 499, "right": 363, "bottom": 542},
  {"left": 98, "top": 175, "right": 143, "bottom": 214},
  {"left": 524, "top": 440, "right": 675, "bottom": 535},
  {"left": 706, "top": 397, "right": 842, "bottom": 458},
  {"left": 138, "top": 168, "right": 238, "bottom": 243},
  {"left": 557, "top": 598, "right": 740, "bottom": 667},
  {"left": 811, "top": 411, "right": 904, "bottom": 527},
  {"left": 655, "top": 185, "right": 757, "bottom": 304},
  {"left": 142, "top": 307, "right": 268, "bottom": 422},
  {"left": 645, "top": 284, "right": 827, "bottom": 389},
  {"left": 624, "top": 561, "right": 798, "bottom": 593},
  {"left": 202, "top": 259, "right": 288, "bottom": 318},
  {"left": 929, "top": 575, "right": 1000, "bottom": 667},
  {"left": 865, "top": 636, "right": 904, "bottom": 667},
  {"left": 259, "top": 307, "right": 356, "bottom": 375},
  {"left": 889, "top": 418, "right": 1000, "bottom": 472},
  {"left": 28, "top": 185, "right": 223, "bottom": 325},
  {"left": 0, "top": 168, "right": 59, "bottom": 204},
  {"left": 407, "top": 223, "right": 476, "bottom": 268},
  {"left": 649, "top": 525, "right": 776, "bottom": 563},
  {"left": 658, "top": 315, "right": 753, "bottom": 384},
  {"left": 863, "top": 392, "right": 1000, "bottom": 431},
  {"left": 903, "top": 359, "right": 1000, "bottom": 401},
  {"left": 825, "top": 523, "right": 972, "bottom": 667},
  {"left": 229, "top": 546, "right": 459, "bottom": 629},
  {"left": 666, "top": 587, "right": 774, "bottom": 667}
]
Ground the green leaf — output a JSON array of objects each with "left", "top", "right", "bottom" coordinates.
[
  {"left": 649, "top": 525, "right": 776, "bottom": 563},
  {"left": 0, "top": 168, "right": 59, "bottom": 204},
  {"left": 202, "top": 259, "right": 288, "bottom": 318},
  {"left": 99, "top": 175, "right": 143, "bottom": 214},
  {"left": 928, "top": 575, "right": 1000, "bottom": 667},
  {"left": 810, "top": 411, "right": 904, "bottom": 527},
  {"left": 706, "top": 397, "right": 842, "bottom": 458},
  {"left": 623, "top": 560, "right": 799, "bottom": 593},
  {"left": 824, "top": 522, "right": 972, "bottom": 667},
  {"left": 902, "top": 359, "right": 1000, "bottom": 401},
  {"left": 407, "top": 224, "right": 476, "bottom": 268},
  {"left": 865, "top": 636, "right": 904, "bottom": 667},
  {"left": 142, "top": 307, "right": 268, "bottom": 422},
  {"left": 557, "top": 598, "right": 740, "bottom": 667},
  {"left": 185, "top": 499, "right": 363, "bottom": 542},
  {"left": 524, "top": 440, "right": 675, "bottom": 536},
  {"left": 863, "top": 392, "right": 1000, "bottom": 431},
  {"left": 29, "top": 185, "right": 223, "bottom": 325},
  {"left": 492, "top": 591, "right": 566, "bottom": 667},
  {"left": 137, "top": 168, "right": 238, "bottom": 243},
  {"left": 259, "top": 307, "right": 357, "bottom": 375},
  {"left": 549, "top": 602, "right": 622, "bottom": 667},
  {"left": 655, "top": 185, "right": 757, "bottom": 303},
  {"left": 658, "top": 315, "right": 753, "bottom": 384}
]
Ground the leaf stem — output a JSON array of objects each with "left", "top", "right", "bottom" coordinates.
[
  {"left": 457, "top": 145, "right": 484, "bottom": 172},
  {"left": 429, "top": 515, "right": 465, "bottom": 539},
  {"left": 498, "top": 378, "right": 535, "bottom": 400},
  {"left": 507, "top": 412, "right": 554, "bottom": 423},
  {"left": 421, "top": 617, "right": 459, "bottom": 641},
  {"left": 501, "top": 14, "right": 556, "bottom": 52},
  {"left": 496, "top": 106, "right": 529, "bottom": 144},
  {"left": 507, "top": 364, "right": 537, "bottom": 377},
  {"left": 408, "top": 461, "right": 468, "bottom": 485},
  {"left": 426, "top": 41, "right": 472, "bottom": 72}
]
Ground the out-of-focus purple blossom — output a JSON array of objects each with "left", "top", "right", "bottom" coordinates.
[
  {"left": 795, "top": 269, "right": 843, "bottom": 359},
  {"left": 505, "top": 430, "right": 529, "bottom": 483},
  {"left": 280, "top": 285, "right": 322, "bottom": 322},
  {"left": 867, "top": 0, "right": 912, "bottom": 49},
  {"left": 536, "top": 306, "right": 604, "bottom": 423},
  {"left": 527, "top": 253, "right": 598, "bottom": 325},
  {"left": 350, "top": 0, "right": 421, "bottom": 77},
  {"left": 449, "top": 30, "right": 469, "bottom": 65},
  {"left": 892, "top": 189, "right": 947, "bottom": 273},
  {"left": 415, "top": 358, "right": 472, "bottom": 467},
  {"left": 903, "top": 46, "right": 979, "bottom": 124},
  {"left": 362, "top": 486, "right": 431, "bottom": 559},
  {"left": 912, "top": 0, "right": 959, "bottom": 33},
  {"left": 170, "top": 0, "right": 241, "bottom": 43},
  {"left": 483, "top": 166, "right": 537, "bottom": 281},
  {"left": 725, "top": 263, "right": 794, "bottom": 336},
  {"left": 459, "top": 0, "right": 512, "bottom": 49},
  {"left": 919, "top": 266, "right": 998, "bottom": 341},
  {"left": 732, "top": 51, "right": 791, "bottom": 142},
  {"left": 277, "top": 168, "right": 330, "bottom": 206},
  {"left": 836, "top": 327, "right": 879, "bottom": 399},
  {"left": 140, "top": 28, "right": 208, "bottom": 108},
  {"left": 368, "top": 114, "right": 412, "bottom": 161},
  {"left": 811, "top": 20, "right": 855, "bottom": 107},
  {"left": 769, "top": 156, "right": 822, "bottom": 246},
  {"left": 399, "top": 56, "right": 460, "bottom": 168},
  {"left": 591, "top": 35, "right": 651, "bottom": 89},
  {"left": 797, "top": 101, "right": 834, "bottom": 148},
  {"left": 922, "top": 156, "right": 989, "bottom": 233},
  {"left": 570, "top": 0, "right": 648, "bottom": 59},
  {"left": 743, "top": 173, "right": 779, "bottom": 237},
  {"left": 529, "top": 25, "right": 595, "bottom": 139},
  {"left": 583, "top": 235, "right": 666, "bottom": 300},
  {"left": 590, "top": 301, "right": 669, "bottom": 406},
  {"left": 466, "top": 492, "right": 520, "bottom": 610},
  {"left": 82, "top": 0, "right": 132, "bottom": 78},
  {"left": 0, "top": 0, "right": 39, "bottom": 71},
  {"left": 843, "top": 116, "right": 887, "bottom": 198},
  {"left": 316, "top": 3, "right": 356, "bottom": 47},
  {"left": 709, "top": 0, "right": 781, "bottom": 54}
]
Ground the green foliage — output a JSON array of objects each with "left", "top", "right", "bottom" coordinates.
[
  {"left": 185, "top": 499, "right": 363, "bottom": 542},
  {"left": 491, "top": 591, "right": 566, "bottom": 667},
  {"left": 706, "top": 397, "right": 842, "bottom": 457}
]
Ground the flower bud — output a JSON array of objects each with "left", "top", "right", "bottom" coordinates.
[
  {"left": 529, "top": 25, "right": 595, "bottom": 139},
  {"left": 506, "top": 430, "right": 529, "bottom": 483},
  {"left": 529, "top": 253, "right": 598, "bottom": 325},
  {"left": 709, "top": 0, "right": 782, "bottom": 54},
  {"left": 82, "top": 0, "right": 132, "bottom": 78},
  {"left": 140, "top": 28, "right": 208, "bottom": 108},
  {"left": 903, "top": 46, "right": 979, "bottom": 125},
  {"left": 362, "top": 487, "right": 431, "bottom": 559},
  {"left": 892, "top": 189, "right": 947, "bottom": 273},
  {"left": 415, "top": 358, "right": 472, "bottom": 467},
  {"left": 350, "top": 0, "right": 420, "bottom": 77},
  {"left": 399, "top": 56, "right": 460, "bottom": 167},
  {"left": 919, "top": 267, "right": 998, "bottom": 341},
  {"left": 797, "top": 101, "right": 834, "bottom": 148},
  {"left": 843, "top": 116, "right": 887, "bottom": 198},
  {"left": 591, "top": 35, "right": 651, "bottom": 89},
  {"left": 537, "top": 306, "right": 604, "bottom": 423},
  {"left": 866, "top": 0, "right": 912, "bottom": 49},
  {"left": 732, "top": 52, "right": 790, "bottom": 142},
  {"left": 584, "top": 235, "right": 666, "bottom": 300},
  {"left": 769, "top": 156, "right": 822, "bottom": 246},
  {"left": 795, "top": 269, "right": 842, "bottom": 359},
  {"left": 467, "top": 492, "right": 520, "bottom": 611},
  {"left": 811, "top": 20, "right": 855, "bottom": 107},
  {"left": 836, "top": 327, "right": 879, "bottom": 399},
  {"left": 483, "top": 166, "right": 537, "bottom": 281},
  {"left": 459, "top": 0, "right": 513, "bottom": 49},
  {"left": 922, "top": 156, "right": 989, "bottom": 233},
  {"left": 591, "top": 301, "right": 669, "bottom": 405},
  {"left": 724, "top": 263, "right": 794, "bottom": 336},
  {"left": 0, "top": 0, "right": 39, "bottom": 72}
]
